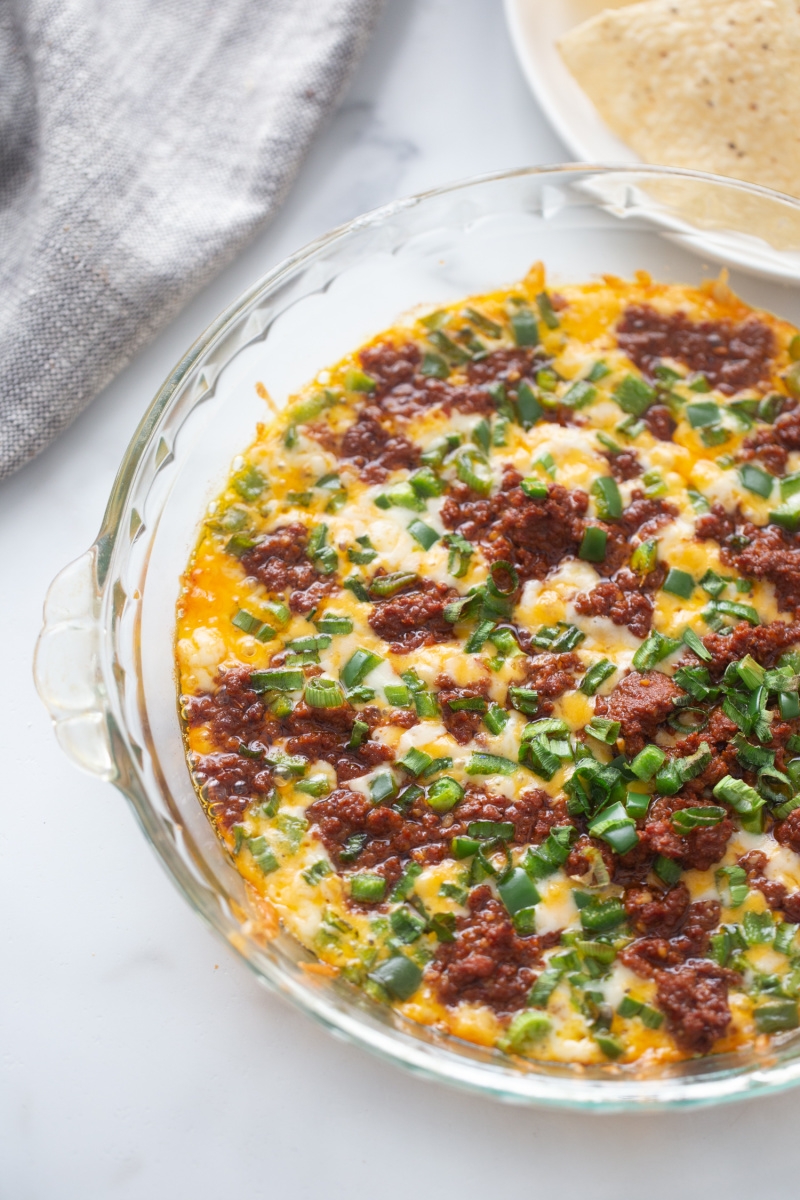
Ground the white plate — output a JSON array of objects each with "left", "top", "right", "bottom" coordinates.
[
  {"left": 504, "top": 0, "right": 640, "bottom": 162},
  {"left": 504, "top": 0, "right": 800, "bottom": 282}
]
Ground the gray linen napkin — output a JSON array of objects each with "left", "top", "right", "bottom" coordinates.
[{"left": 0, "top": 0, "right": 383, "bottom": 480}]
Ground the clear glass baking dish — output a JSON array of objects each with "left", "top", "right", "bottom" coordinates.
[{"left": 34, "top": 164, "right": 800, "bottom": 1110}]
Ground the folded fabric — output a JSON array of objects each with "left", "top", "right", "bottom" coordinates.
[{"left": 0, "top": 0, "right": 383, "bottom": 480}]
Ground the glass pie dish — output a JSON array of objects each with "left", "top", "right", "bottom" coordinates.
[{"left": 34, "top": 164, "right": 800, "bottom": 1110}]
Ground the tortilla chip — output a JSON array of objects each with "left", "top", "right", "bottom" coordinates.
[{"left": 558, "top": 0, "right": 800, "bottom": 200}]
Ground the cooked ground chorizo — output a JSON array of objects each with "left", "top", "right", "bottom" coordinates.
[
  {"left": 239, "top": 523, "right": 336, "bottom": 613},
  {"left": 616, "top": 304, "right": 775, "bottom": 393},
  {"left": 436, "top": 674, "right": 491, "bottom": 745},
  {"left": 728, "top": 525, "right": 800, "bottom": 614},
  {"left": 427, "top": 885, "right": 560, "bottom": 1014},
  {"left": 306, "top": 784, "right": 568, "bottom": 874},
  {"left": 641, "top": 794, "right": 735, "bottom": 871},
  {"left": 280, "top": 700, "right": 393, "bottom": 783},
  {"left": 181, "top": 665, "right": 271, "bottom": 751},
  {"left": 738, "top": 428, "right": 789, "bottom": 476},
  {"left": 594, "top": 669, "right": 684, "bottom": 755},
  {"left": 339, "top": 407, "right": 420, "bottom": 482},
  {"left": 522, "top": 652, "right": 585, "bottom": 699},
  {"left": 575, "top": 575, "right": 656, "bottom": 639},
  {"left": 688, "top": 618, "right": 800, "bottom": 676},
  {"left": 603, "top": 448, "right": 642, "bottom": 480},
  {"left": 368, "top": 577, "right": 456, "bottom": 652},
  {"left": 441, "top": 467, "right": 588, "bottom": 581},
  {"left": 623, "top": 882, "right": 691, "bottom": 937},
  {"left": 775, "top": 808, "right": 800, "bottom": 855},
  {"left": 643, "top": 404, "right": 676, "bottom": 442},
  {"left": 619, "top": 901, "right": 721, "bottom": 978},
  {"left": 191, "top": 751, "right": 274, "bottom": 830},
  {"left": 655, "top": 961, "right": 735, "bottom": 1054}
]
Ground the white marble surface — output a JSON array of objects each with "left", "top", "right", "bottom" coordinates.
[{"left": 3, "top": 1, "right": 798, "bottom": 1196}]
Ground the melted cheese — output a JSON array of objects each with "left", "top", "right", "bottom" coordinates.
[{"left": 176, "top": 267, "right": 800, "bottom": 1069}]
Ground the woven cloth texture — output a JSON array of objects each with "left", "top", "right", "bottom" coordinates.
[{"left": 0, "top": 0, "right": 383, "bottom": 479}]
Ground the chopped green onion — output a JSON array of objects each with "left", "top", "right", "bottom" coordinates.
[
  {"left": 580, "top": 898, "right": 627, "bottom": 934},
  {"left": 562, "top": 381, "right": 596, "bottom": 409},
  {"left": 498, "top": 867, "right": 541, "bottom": 916},
  {"left": 341, "top": 648, "right": 384, "bottom": 689},
  {"left": 498, "top": 1010, "right": 551, "bottom": 1054},
  {"left": 510, "top": 306, "right": 539, "bottom": 346},
  {"left": 528, "top": 968, "right": 563, "bottom": 1008},
  {"left": 468, "top": 819, "right": 515, "bottom": 840},
  {"left": 585, "top": 716, "right": 621, "bottom": 745},
  {"left": 464, "top": 619, "right": 496, "bottom": 654},
  {"left": 465, "top": 753, "right": 517, "bottom": 777},
  {"left": 654, "top": 855, "right": 682, "bottom": 886},
  {"left": 407, "top": 519, "right": 439, "bottom": 550},
  {"left": 774, "top": 922, "right": 800, "bottom": 955},
  {"left": 579, "top": 525, "right": 608, "bottom": 562},
  {"left": 536, "top": 291, "right": 560, "bottom": 330},
  {"left": 769, "top": 491, "right": 800, "bottom": 532},
  {"left": 426, "top": 776, "right": 465, "bottom": 813},
  {"left": 580, "top": 659, "right": 617, "bottom": 696},
  {"left": 713, "top": 775, "right": 764, "bottom": 827},
  {"left": 642, "top": 469, "right": 668, "bottom": 498},
  {"left": 389, "top": 907, "right": 427, "bottom": 944},
  {"left": 346, "top": 720, "right": 370, "bottom": 751},
  {"left": 413, "top": 690, "right": 439, "bottom": 719},
  {"left": 484, "top": 703, "right": 510, "bottom": 735},
  {"left": 754, "top": 999, "right": 800, "bottom": 1034},
  {"left": 508, "top": 686, "right": 540, "bottom": 715},
  {"left": 248, "top": 836, "right": 279, "bottom": 875},
  {"left": 625, "top": 790, "right": 651, "bottom": 820},
  {"left": 687, "top": 400, "right": 720, "bottom": 427},
  {"left": 250, "top": 668, "right": 304, "bottom": 693},
  {"left": 519, "top": 737, "right": 561, "bottom": 781},
  {"left": 384, "top": 684, "right": 411, "bottom": 707},
  {"left": 369, "top": 954, "right": 423, "bottom": 1000},
  {"left": 303, "top": 677, "right": 344, "bottom": 709},
  {"left": 520, "top": 477, "right": 549, "bottom": 499},
  {"left": 683, "top": 627, "right": 711, "bottom": 661},
  {"left": 343, "top": 576, "right": 370, "bottom": 602},
  {"left": 630, "top": 538, "right": 658, "bottom": 576},
  {"left": 671, "top": 806, "right": 726, "bottom": 833},
  {"left": 348, "top": 536, "right": 378, "bottom": 565},
  {"left": 614, "top": 375, "right": 655, "bottom": 416},
  {"left": 516, "top": 381, "right": 542, "bottom": 429},
  {"left": 302, "top": 859, "right": 332, "bottom": 886},
  {"left": 451, "top": 835, "right": 481, "bottom": 859},
  {"left": 396, "top": 747, "right": 433, "bottom": 777},
  {"left": 630, "top": 744, "right": 667, "bottom": 781},
  {"left": 588, "top": 801, "right": 638, "bottom": 854},
  {"left": 370, "top": 571, "right": 417, "bottom": 598},
  {"left": 315, "top": 614, "right": 353, "bottom": 637},
  {"left": 715, "top": 864, "right": 748, "bottom": 908},
  {"left": 443, "top": 532, "right": 473, "bottom": 578},
  {"left": 463, "top": 306, "right": 503, "bottom": 337},
  {"left": 743, "top": 910, "right": 775, "bottom": 946},
  {"left": 591, "top": 476, "right": 622, "bottom": 520},
  {"left": 632, "top": 630, "right": 681, "bottom": 670},
  {"left": 389, "top": 862, "right": 423, "bottom": 900},
  {"left": 663, "top": 568, "right": 695, "bottom": 600},
  {"left": 369, "top": 771, "right": 397, "bottom": 805},
  {"left": 345, "top": 368, "right": 376, "bottom": 393},
  {"left": 456, "top": 447, "right": 493, "bottom": 496},
  {"left": 739, "top": 463, "right": 774, "bottom": 499},
  {"left": 420, "top": 351, "right": 449, "bottom": 379}
]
